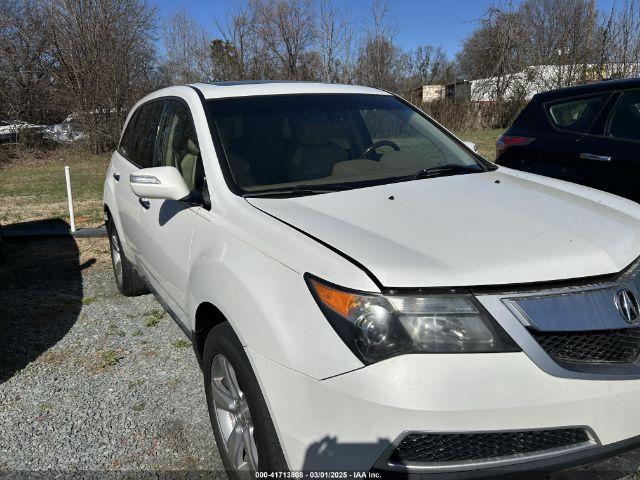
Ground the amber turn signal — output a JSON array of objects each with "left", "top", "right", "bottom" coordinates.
[{"left": 309, "top": 279, "right": 358, "bottom": 318}]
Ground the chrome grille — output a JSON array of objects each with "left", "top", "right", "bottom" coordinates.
[{"left": 530, "top": 328, "right": 640, "bottom": 363}]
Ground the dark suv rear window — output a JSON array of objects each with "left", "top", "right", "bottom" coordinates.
[{"left": 546, "top": 94, "right": 608, "bottom": 133}]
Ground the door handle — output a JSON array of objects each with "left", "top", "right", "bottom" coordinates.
[
  {"left": 113, "top": 172, "right": 120, "bottom": 181},
  {"left": 138, "top": 198, "right": 150, "bottom": 209},
  {"left": 580, "top": 153, "right": 612, "bottom": 162}
]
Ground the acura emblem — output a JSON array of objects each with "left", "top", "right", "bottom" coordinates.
[{"left": 615, "top": 289, "right": 640, "bottom": 324}]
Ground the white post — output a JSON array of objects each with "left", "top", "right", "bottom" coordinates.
[{"left": 64, "top": 166, "right": 76, "bottom": 233}]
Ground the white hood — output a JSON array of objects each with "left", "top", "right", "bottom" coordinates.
[{"left": 247, "top": 169, "right": 640, "bottom": 288}]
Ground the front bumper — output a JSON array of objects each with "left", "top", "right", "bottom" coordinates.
[{"left": 248, "top": 349, "right": 640, "bottom": 474}]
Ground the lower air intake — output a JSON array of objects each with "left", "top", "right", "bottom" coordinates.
[
  {"left": 389, "top": 428, "right": 591, "bottom": 464},
  {"left": 530, "top": 328, "right": 640, "bottom": 363}
]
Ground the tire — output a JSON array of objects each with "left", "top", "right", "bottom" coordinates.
[
  {"left": 107, "top": 217, "right": 149, "bottom": 297},
  {"left": 203, "top": 322, "right": 288, "bottom": 477}
]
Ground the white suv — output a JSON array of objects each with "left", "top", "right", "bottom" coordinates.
[{"left": 104, "top": 82, "right": 640, "bottom": 478}]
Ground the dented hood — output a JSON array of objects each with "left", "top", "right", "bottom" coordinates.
[{"left": 247, "top": 169, "right": 640, "bottom": 288}]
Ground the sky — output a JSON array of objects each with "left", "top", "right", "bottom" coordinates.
[{"left": 154, "top": 0, "right": 619, "bottom": 59}]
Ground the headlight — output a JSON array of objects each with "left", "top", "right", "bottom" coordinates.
[{"left": 306, "top": 275, "right": 519, "bottom": 364}]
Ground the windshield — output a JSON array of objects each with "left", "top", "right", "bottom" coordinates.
[{"left": 207, "top": 94, "right": 486, "bottom": 194}]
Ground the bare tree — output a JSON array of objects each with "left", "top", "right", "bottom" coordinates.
[
  {"left": 457, "top": 3, "right": 528, "bottom": 104},
  {"left": 48, "top": 0, "right": 157, "bottom": 153},
  {"left": 211, "top": 1, "right": 276, "bottom": 81},
  {"left": 207, "top": 0, "right": 449, "bottom": 96},
  {"left": 317, "top": 0, "right": 354, "bottom": 83},
  {"left": 455, "top": 2, "right": 533, "bottom": 127},
  {"left": 210, "top": 39, "right": 240, "bottom": 81},
  {"left": 162, "top": 9, "right": 213, "bottom": 85},
  {"left": 602, "top": 0, "right": 640, "bottom": 78},
  {"left": 411, "top": 45, "right": 452, "bottom": 85},
  {"left": 0, "top": 0, "right": 60, "bottom": 123},
  {"left": 355, "top": 0, "right": 407, "bottom": 92},
  {"left": 521, "top": 0, "right": 601, "bottom": 88},
  {"left": 251, "top": 0, "right": 317, "bottom": 80}
]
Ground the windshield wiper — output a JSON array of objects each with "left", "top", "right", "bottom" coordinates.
[
  {"left": 396, "top": 164, "right": 483, "bottom": 182},
  {"left": 244, "top": 183, "right": 349, "bottom": 197},
  {"left": 244, "top": 165, "right": 484, "bottom": 197}
]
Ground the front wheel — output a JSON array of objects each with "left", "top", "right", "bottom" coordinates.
[{"left": 203, "top": 322, "right": 288, "bottom": 477}]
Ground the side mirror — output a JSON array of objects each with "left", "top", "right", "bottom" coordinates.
[
  {"left": 462, "top": 141, "right": 479, "bottom": 153},
  {"left": 129, "top": 166, "right": 190, "bottom": 201}
]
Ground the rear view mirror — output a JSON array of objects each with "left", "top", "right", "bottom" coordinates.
[{"left": 129, "top": 166, "right": 190, "bottom": 201}]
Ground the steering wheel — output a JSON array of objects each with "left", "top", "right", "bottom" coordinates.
[{"left": 359, "top": 140, "right": 400, "bottom": 159}]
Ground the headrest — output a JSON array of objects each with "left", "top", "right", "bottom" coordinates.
[
  {"left": 187, "top": 138, "right": 199, "bottom": 155},
  {"left": 293, "top": 113, "right": 332, "bottom": 146}
]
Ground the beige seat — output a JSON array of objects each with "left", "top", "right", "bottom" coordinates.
[
  {"left": 286, "top": 117, "right": 348, "bottom": 181},
  {"left": 179, "top": 139, "right": 200, "bottom": 191}
]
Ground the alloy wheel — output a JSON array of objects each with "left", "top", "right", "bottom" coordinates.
[
  {"left": 110, "top": 232, "right": 123, "bottom": 285},
  {"left": 211, "top": 353, "right": 259, "bottom": 477}
]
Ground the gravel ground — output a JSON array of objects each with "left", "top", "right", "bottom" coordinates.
[
  {"left": 0, "top": 237, "right": 224, "bottom": 477},
  {"left": 1, "top": 237, "right": 640, "bottom": 479}
]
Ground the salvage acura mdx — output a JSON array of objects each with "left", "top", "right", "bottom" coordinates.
[{"left": 104, "top": 82, "right": 640, "bottom": 478}]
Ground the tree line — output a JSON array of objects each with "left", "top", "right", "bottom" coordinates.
[{"left": 1, "top": 0, "right": 639, "bottom": 153}]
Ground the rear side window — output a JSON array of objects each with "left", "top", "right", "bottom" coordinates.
[
  {"left": 546, "top": 94, "right": 608, "bottom": 133},
  {"left": 119, "top": 109, "right": 139, "bottom": 158},
  {"left": 129, "top": 101, "right": 164, "bottom": 168},
  {"left": 607, "top": 90, "right": 640, "bottom": 142}
]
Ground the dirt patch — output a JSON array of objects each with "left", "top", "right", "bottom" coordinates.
[{"left": 77, "top": 237, "right": 111, "bottom": 268}]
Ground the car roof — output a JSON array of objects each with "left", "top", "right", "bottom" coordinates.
[
  {"left": 533, "top": 77, "right": 640, "bottom": 101},
  {"left": 188, "top": 81, "right": 390, "bottom": 99}
]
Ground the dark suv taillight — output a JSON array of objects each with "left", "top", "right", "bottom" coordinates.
[{"left": 496, "top": 135, "right": 535, "bottom": 160}]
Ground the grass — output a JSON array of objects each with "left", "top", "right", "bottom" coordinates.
[
  {"left": 39, "top": 402, "right": 54, "bottom": 413},
  {"left": 0, "top": 146, "right": 110, "bottom": 228},
  {"left": 108, "top": 322, "right": 126, "bottom": 337},
  {"left": 99, "top": 349, "right": 122, "bottom": 368},
  {"left": 145, "top": 316, "right": 160, "bottom": 327},
  {"left": 144, "top": 308, "right": 165, "bottom": 327},
  {"left": 453, "top": 128, "right": 504, "bottom": 161},
  {"left": 82, "top": 295, "right": 99, "bottom": 306},
  {"left": 171, "top": 339, "right": 191, "bottom": 349}
]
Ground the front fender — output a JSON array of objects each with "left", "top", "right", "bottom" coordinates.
[{"left": 186, "top": 212, "right": 365, "bottom": 380}]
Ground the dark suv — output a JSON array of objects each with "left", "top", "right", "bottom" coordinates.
[{"left": 496, "top": 78, "right": 640, "bottom": 202}]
